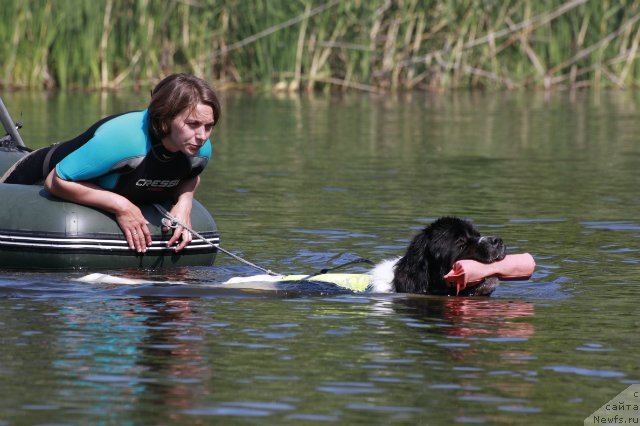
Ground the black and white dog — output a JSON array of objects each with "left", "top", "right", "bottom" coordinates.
[
  {"left": 370, "top": 217, "right": 506, "bottom": 296},
  {"left": 223, "top": 217, "right": 506, "bottom": 297}
]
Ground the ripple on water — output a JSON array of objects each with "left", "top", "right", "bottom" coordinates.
[
  {"left": 576, "top": 342, "right": 614, "bottom": 352},
  {"left": 453, "top": 416, "right": 489, "bottom": 423},
  {"left": 317, "top": 381, "right": 383, "bottom": 395},
  {"left": 458, "top": 394, "right": 528, "bottom": 404},
  {"left": 498, "top": 404, "right": 542, "bottom": 413},
  {"left": 286, "top": 413, "right": 340, "bottom": 421},
  {"left": 183, "top": 401, "right": 296, "bottom": 417},
  {"left": 543, "top": 365, "right": 626, "bottom": 378},
  {"left": 345, "top": 403, "right": 421, "bottom": 413},
  {"left": 581, "top": 221, "right": 640, "bottom": 231}
]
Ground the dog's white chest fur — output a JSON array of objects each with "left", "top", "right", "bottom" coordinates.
[{"left": 368, "top": 258, "right": 399, "bottom": 293}]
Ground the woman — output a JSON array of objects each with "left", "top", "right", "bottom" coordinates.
[{"left": 1, "top": 73, "right": 220, "bottom": 254}]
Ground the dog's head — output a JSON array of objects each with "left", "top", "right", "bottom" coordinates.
[{"left": 392, "top": 217, "right": 506, "bottom": 296}]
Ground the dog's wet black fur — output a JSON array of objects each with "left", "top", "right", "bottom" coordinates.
[{"left": 393, "top": 217, "right": 506, "bottom": 296}]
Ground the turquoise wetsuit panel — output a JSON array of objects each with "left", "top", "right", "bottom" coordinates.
[
  {"left": 54, "top": 110, "right": 211, "bottom": 201},
  {"left": 56, "top": 110, "right": 149, "bottom": 188},
  {"left": 54, "top": 109, "right": 211, "bottom": 203}
]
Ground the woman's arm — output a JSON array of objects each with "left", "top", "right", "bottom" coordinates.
[
  {"left": 44, "top": 169, "right": 152, "bottom": 253},
  {"left": 165, "top": 175, "right": 200, "bottom": 252}
]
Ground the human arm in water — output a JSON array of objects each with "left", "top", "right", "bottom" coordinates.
[{"left": 44, "top": 171, "right": 201, "bottom": 253}]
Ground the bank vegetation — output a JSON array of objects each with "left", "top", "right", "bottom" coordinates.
[{"left": 1, "top": 0, "right": 639, "bottom": 92}]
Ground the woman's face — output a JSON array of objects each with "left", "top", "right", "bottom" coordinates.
[{"left": 163, "top": 103, "right": 215, "bottom": 155}]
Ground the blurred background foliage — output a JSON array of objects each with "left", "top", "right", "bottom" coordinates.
[{"left": 1, "top": 0, "right": 639, "bottom": 92}]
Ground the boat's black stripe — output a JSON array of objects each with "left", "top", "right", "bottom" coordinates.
[
  {"left": 0, "top": 228, "right": 219, "bottom": 240},
  {"left": 0, "top": 235, "right": 219, "bottom": 245},
  {"left": 0, "top": 240, "right": 219, "bottom": 250},
  {"left": 0, "top": 232, "right": 219, "bottom": 253},
  {"left": 0, "top": 242, "right": 219, "bottom": 255}
]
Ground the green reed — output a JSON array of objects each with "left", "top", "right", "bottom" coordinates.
[{"left": 1, "top": 0, "right": 639, "bottom": 91}]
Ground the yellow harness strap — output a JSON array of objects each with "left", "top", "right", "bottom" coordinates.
[{"left": 281, "top": 273, "right": 372, "bottom": 292}]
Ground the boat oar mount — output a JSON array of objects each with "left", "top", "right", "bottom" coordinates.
[{"left": 0, "top": 97, "right": 26, "bottom": 148}]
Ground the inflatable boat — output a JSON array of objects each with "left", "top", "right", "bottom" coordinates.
[{"left": 0, "top": 98, "right": 219, "bottom": 270}]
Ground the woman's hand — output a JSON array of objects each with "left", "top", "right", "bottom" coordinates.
[
  {"left": 45, "top": 169, "right": 152, "bottom": 252},
  {"left": 165, "top": 176, "right": 200, "bottom": 252},
  {"left": 114, "top": 203, "right": 153, "bottom": 253},
  {"left": 166, "top": 201, "right": 193, "bottom": 252}
]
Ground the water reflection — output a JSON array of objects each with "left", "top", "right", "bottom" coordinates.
[
  {"left": 48, "top": 297, "right": 212, "bottom": 423},
  {"left": 2, "top": 89, "right": 640, "bottom": 424},
  {"left": 391, "top": 296, "right": 535, "bottom": 350},
  {"left": 133, "top": 299, "right": 209, "bottom": 418}
]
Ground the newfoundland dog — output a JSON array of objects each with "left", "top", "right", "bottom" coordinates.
[{"left": 370, "top": 217, "right": 506, "bottom": 296}]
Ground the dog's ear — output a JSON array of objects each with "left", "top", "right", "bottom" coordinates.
[
  {"left": 393, "top": 230, "right": 446, "bottom": 294},
  {"left": 393, "top": 249, "right": 430, "bottom": 293},
  {"left": 392, "top": 222, "right": 460, "bottom": 295},
  {"left": 393, "top": 230, "right": 429, "bottom": 293}
]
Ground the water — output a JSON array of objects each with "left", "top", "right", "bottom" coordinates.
[{"left": 1, "top": 90, "right": 639, "bottom": 425}]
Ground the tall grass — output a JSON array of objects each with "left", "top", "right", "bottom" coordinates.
[{"left": 1, "top": 0, "right": 639, "bottom": 91}]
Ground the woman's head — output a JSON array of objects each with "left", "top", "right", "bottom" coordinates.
[{"left": 148, "top": 73, "right": 221, "bottom": 140}]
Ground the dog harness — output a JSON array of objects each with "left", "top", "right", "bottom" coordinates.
[{"left": 279, "top": 273, "right": 373, "bottom": 292}]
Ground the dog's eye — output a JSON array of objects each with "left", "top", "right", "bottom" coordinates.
[{"left": 455, "top": 237, "right": 467, "bottom": 247}]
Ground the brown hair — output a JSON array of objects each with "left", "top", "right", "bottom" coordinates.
[{"left": 148, "top": 73, "right": 221, "bottom": 139}]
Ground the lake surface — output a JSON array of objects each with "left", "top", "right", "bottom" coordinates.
[{"left": 1, "top": 89, "right": 639, "bottom": 425}]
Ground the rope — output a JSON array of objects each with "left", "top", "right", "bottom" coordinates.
[
  {"left": 152, "top": 203, "right": 279, "bottom": 276},
  {"left": 152, "top": 204, "right": 371, "bottom": 280},
  {"left": 297, "top": 258, "right": 374, "bottom": 282}
]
